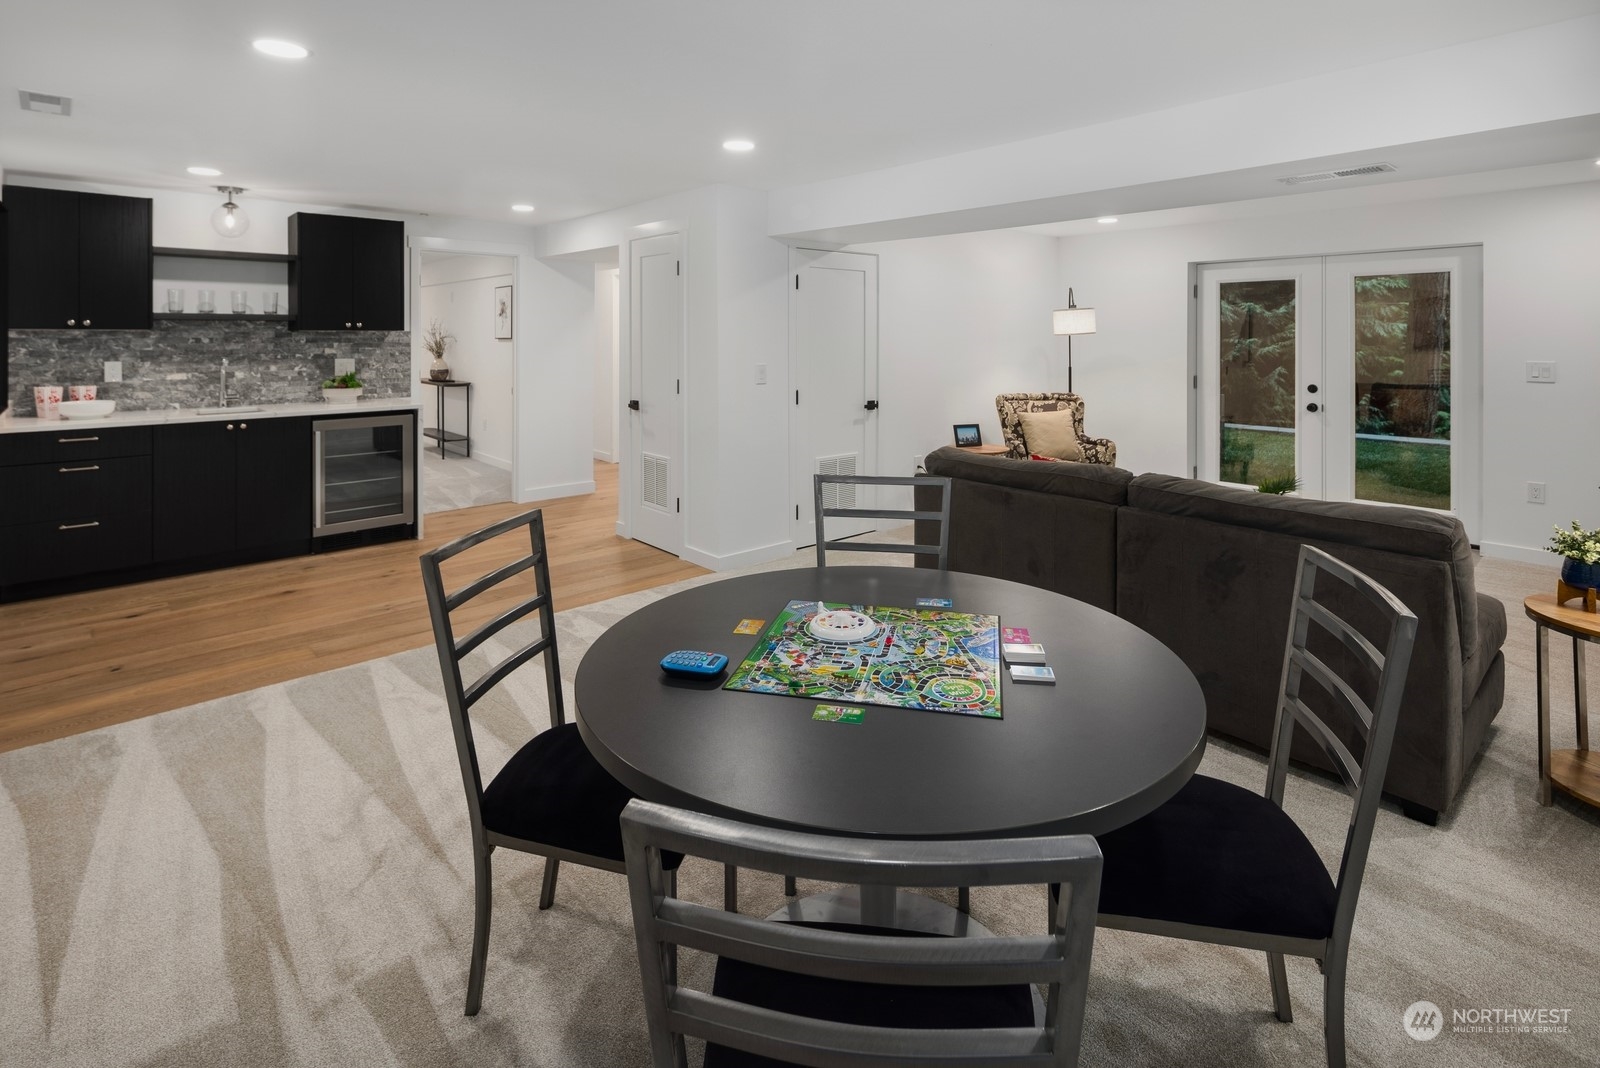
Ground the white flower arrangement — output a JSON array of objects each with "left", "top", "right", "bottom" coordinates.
[{"left": 1549, "top": 521, "right": 1600, "bottom": 564}]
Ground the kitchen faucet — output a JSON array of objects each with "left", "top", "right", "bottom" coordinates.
[{"left": 219, "top": 358, "right": 234, "bottom": 408}]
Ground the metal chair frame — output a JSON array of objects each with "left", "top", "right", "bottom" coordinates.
[
  {"left": 1095, "top": 544, "right": 1418, "bottom": 1068},
  {"left": 814, "top": 473, "right": 952, "bottom": 570},
  {"left": 623, "top": 799, "right": 1102, "bottom": 1068},
  {"left": 421, "top": 508, "right": 675, "bottom": 1016}
]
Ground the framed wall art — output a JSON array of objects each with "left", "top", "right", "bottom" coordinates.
[{"left": 494, "top": 285, "right": 513, "bottom": 340}]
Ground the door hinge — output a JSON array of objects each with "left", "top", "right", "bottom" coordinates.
[
  {"left": 795, "top": 389, "right": 800, "bottom": 405},
  {"left": 676, "top": 260, "right": 681, "bottom": 276},
  {"left": 1193, "top": 466, "right": 1198, "bottom": 478},
  {"left": 795, "top": 274, "right": 800, "bottom": 289},
  {"left": 676, "top": 498, "right": 681, "bottom": 513},
  {"left": 795, "top": 504, "right": 799, "bottom": 520},
  {"left": 676, "top": 379, "right": 680, "bottom": 394},
  {"left": 1193, "top": 284, "right": 1198, "bottom": 298},
  {"left": 1193, "top": 375, "right": 1197, "bottom": 389}
]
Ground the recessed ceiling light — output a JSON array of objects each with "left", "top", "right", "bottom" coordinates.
[
  {"left": 511, "top": 204, "right": 535, "bottom": 213},
  {"left": 187, "top": 166, "right": 222, "bottom": 177},
  {"left": 253, "top": 39, "right": 310, "bottom": 59},
  {"left": 1097, "top": 217, "right": 1119, "bottom": 224},
  {"left": 722, "top": 139, "right": 755, "bottom": 153}
]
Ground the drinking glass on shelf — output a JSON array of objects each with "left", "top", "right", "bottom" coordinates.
[
  {"left": 262, "top": 292, "right": 280, "bottom": 314},
  {"left": 166, "top": 288, "right": 184, "bottom": 313},
  {"left": 197, "top": 290, "right": 215, "bottom": 313},
  {"left": 231, "top": 291, "right": 248, "bottom": 314}
]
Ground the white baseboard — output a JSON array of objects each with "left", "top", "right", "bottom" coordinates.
[
  {"left": 466, "top": 451, "right": 511, "bottom": 472},
  {"left": 1478, "top": 541, "right": 1554, "bottom": 566},
  {"left": 593, "top": 449, "right": 616, "bottom": 463},
  {"left": 680, "top": 539, "right": 796, "bottom": 572},
  {"left": 516, "top": 479, "right": 595, "bottom": 504}
]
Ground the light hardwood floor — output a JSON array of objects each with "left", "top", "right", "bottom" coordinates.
[{"left": 0, "top": 461, "right": 708, "bottom": 753}]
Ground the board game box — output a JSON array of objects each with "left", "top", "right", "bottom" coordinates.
[{"left": 724, "top": 600, "right": 1002, "bottom": 718}]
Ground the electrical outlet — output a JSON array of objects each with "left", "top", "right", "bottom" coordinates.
[
  {"left": 103, "top": 360, "right": 122, "bottom": 383},
  {"left": 1528, "top": 482, "right": 1547, "bottom": 504},
  {"left": 334, "top": 357, "right": 355, "bottom": 376},
  {"left": 913, "top": 454, "right": 925, "bottom": 474}
]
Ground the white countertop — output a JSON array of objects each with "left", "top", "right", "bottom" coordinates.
[{"left": 0, "top": 397, "right": 422, "bottom": 435}]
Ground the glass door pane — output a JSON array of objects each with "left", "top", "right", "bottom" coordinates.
[
  {"left": 1218, "top": 278, "right": 1298, "bottom": 487},
  {"left": 1351, "top": 271, "right": 1451, "bottom": 510}
]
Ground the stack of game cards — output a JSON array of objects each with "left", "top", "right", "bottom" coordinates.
[{"left": 1001, "top": 627, "right": 1054, "bottom": 684}]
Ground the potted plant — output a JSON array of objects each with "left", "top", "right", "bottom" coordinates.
[
  {"left": 321, "top": 372, "right": 364, "bottom": 403},
  {"left": 1549, "top": 521, "right": 1600, "bottom": 592},
  {"left": 423, "top": 320, "right": 455, "bottom": 381}
]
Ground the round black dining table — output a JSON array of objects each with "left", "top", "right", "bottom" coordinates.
[{"left": 575, "top": 566, "right": 1207, "bottom": 844}]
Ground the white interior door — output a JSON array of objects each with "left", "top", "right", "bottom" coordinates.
[
  {"left": 628, "top": 232, "right": 684, "bottom": 555},
  {"left": 790, "top": 248, "right": 879, "bottom": 548},
  {"left": 1196, "top": 247, "right": 1480, "bottom": 538}
]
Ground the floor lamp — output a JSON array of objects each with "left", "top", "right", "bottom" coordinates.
[{"left": 1052, "top": 289, "right": 1096, "bottom": 395}]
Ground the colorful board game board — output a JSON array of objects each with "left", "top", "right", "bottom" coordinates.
[{"left": 724, "top": 600, "right": 1002, "bottom": 718}]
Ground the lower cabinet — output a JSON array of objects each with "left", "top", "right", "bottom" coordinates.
[{"left": 153, "top": 417, "right": 311, "bottom": 562}]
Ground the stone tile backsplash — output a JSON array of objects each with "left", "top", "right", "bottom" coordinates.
[{"left": 7, "top": 322, "right": 411, "bottom": 414}]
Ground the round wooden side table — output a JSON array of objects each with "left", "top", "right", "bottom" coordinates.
[{"left": 1524, "top": 593, "right": 1600, "bottom": 808}]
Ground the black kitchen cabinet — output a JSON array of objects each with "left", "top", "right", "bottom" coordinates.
[
  {"left": 3, "top": 184, "right": 152, "bottom": 330},
  {"left": 288, "top": 212, "right": 404, "bottom": 330},
  {"left": 0, "top": 426, "right": 153, "bottom": 589},
  {"left": 153, "top": 416, "right": 311, "bottom": 562}
]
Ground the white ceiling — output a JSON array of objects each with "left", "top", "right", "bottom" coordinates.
[{"left": 3, "top": 0, "right": 1599, "bottom": 227}]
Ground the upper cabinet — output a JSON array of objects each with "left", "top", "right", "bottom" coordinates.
[
  {"left": 288, "top": 213, "right": 404, "bottom": 331},
  {"left": 3, "top": 185, "right": 152, "bottom": 330}
]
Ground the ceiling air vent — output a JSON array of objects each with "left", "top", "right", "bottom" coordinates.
[
  {"left": 1277, "top": 162, "right": 1395, "bottom": 186},
  {"left": 19, "top": 90, "right": 72, "bottom": 116}
]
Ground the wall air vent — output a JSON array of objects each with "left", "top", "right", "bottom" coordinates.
[
  {"left": 1277, "top": 162, "right": 1395, "bottom": 185},
  {"left": 19, "top": 90, "right": 71, "bottom": 116}
]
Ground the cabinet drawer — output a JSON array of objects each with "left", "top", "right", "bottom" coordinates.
[
  {"left": 0, "top": 455, "right": 152, "bottom": 526},
  {"left": 0, "top": 425, "right": 153, "bottom": 466},
  {"left": 0, "top": 509, "right": 152, "bottom": 584}
]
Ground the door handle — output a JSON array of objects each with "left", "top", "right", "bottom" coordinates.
[
  {"left": 628, "top": 400, "right": 641, "bottom": 411},
  {"left": 864, "top": 400, "right": 879, "bottom": 411},
  {"left": 1306, "top": 403, "right": 1320, "bottom": 413}
]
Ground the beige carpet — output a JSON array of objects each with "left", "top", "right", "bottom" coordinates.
[{"left": 2, "top": 553, "right": 1598, "bottom": 1067}]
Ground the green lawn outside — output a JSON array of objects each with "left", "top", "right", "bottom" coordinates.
[{"left": 1219, "top": 426, "right": 1450, "bottom": 510}]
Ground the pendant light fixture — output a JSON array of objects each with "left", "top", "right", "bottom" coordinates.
[{"left": 211, "top": 186, "right": 250, "bottom": 238}]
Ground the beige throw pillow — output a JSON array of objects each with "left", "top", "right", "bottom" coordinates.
[{"left": 1016, "top": 409, "right": 1083, "bottom": 462}]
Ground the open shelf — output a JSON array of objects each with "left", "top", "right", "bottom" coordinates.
[
  {"left": 152, "top": 312, "right": 293, "bottom": 322},
  {"left": 152, "top": 246, "right": 296, "bottom": 264}
]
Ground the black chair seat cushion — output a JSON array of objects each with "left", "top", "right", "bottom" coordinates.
[
  {"left": 481, "top": 722, "right": 681, "bottom": 870},
  {"left": 1094, "top": 774, "right": 1336, "bottom": 941},
  {"left": 704, "top": 922, "right": 1034, "bottom": 1068}
]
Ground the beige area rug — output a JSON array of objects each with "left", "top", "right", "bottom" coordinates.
[{"left": 2, "top": 552, "right": 1598, "bottom": 1067}]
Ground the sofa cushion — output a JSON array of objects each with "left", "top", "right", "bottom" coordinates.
[
  {"left": 1017, "top": 409, "right": 1084, "bottom": 461},
  {"left": 1128, "top": 473, "right": 1478, "bottom": 658},
  {"left": 1464, "top": 592, "right": 1507, "bottom": 709},
  {"left": 924, "top": 445, "right": 1132, "bottom": 506}
]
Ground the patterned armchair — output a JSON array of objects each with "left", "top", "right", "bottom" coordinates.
[{"left": 995, "top": 392, "right": 1117, "bottom": 465}]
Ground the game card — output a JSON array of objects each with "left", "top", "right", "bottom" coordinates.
[
  {"left": 812, "top": 704, "right": 865, "bottom": 724},
  {"left": 733, "top": 618, "right": 765, "bottom": 635},
  {"left": 915, "top": 597, "right": 954, "bottom": 608},
  {"left": 1002, "top": 627, "right": 1031, "bottom": 645},
  {"left": 1008, "top": 664, "right": 1057, "bottom": 684}
]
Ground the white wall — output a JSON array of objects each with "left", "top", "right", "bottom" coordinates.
[
  {"left": 1055, "top": 178, "right": 1600, "bottom": 561},
  {"left": 419, "top": 254, "right": 514, "bottom": 469},
  {"left": 593, "top": 267, "right": 619, "bottom": 462},
  {"left": 846, "top": 229, "right": 1063, "bottom": 479}
]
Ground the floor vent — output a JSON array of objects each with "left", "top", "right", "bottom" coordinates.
[
  {"left": 1278, "top": 162, "right": 1395, "bottom": 185},
  {"left": 18, "top": 90, "right": 71, "bottom": 116}
]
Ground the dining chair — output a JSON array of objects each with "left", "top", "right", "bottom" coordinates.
[
  {"left": 1076, "top": 543, "right": 1417, "bottom": 1068},
  {"left": 814, "top": 473, "right": 952, "bottom": 569},
  {"left": 420, "top": 508, "right": 684, "bottom": 1016},
  {"left": 622, "top": 798, "right": 1102, "bottom": 1068}
]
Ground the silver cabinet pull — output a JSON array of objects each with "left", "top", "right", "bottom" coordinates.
[
  {"left": 355, "top": 322, "right": 363, "bottom": 328},
  {"left": 57, "top": 436, "right": 100, "bottom": 443},
  {"left": 226, "top": 424, "right": 235, "bottom": 431},
  {"left": 59, "top": 521, "right": 101, "bottom": 531},
  {"left": 240, "top": 422, "right": 248, "bottom": 429},
  {"left": 67, "top": 318, "right": 77, "bottom": 326},
  {"left": 58, "top": 464, "right": 101, "bottom": 473},
  {"left": 345, "top": 322, "right": 352, "bottom": 328},
  {"left": 83, "top": 318, "right": 91, "bottom": 326}
]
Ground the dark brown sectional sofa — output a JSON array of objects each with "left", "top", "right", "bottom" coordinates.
[{"left": 916, "top": 446, "right": 1507, "bottom": 823}]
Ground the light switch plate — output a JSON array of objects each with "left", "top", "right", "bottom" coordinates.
[
  {"left": 334, "top": 358, "right": 355, "bottom": 376},
  {"left": 1525, "top": 361, "right": 1557, "bottom": 383},
  {"left": 103, "top": 360, "right": 123, "bottom": 383},
  {"left": 754, "top": 364, "right": 767, "bottom": 385}
]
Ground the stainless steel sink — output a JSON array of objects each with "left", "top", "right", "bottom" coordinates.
[{"left": 195, "top": 406, "right": 263, "bottom": 415}]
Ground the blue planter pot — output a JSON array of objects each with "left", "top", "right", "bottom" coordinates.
[{"left": 1560, "top": 558, "right": 1600, "bottom": 590}]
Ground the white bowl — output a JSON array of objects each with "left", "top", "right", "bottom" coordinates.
[
  {"left": 57, "top": 399, "right": 117, "bottom": 419},
  {"left": 322, "top": 387, "right": 363, "bottom": 403}
]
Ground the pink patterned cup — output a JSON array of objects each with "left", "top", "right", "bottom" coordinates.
[
  {"left": 34, "top": 385, "right": 63, "bottom": 420},
  {"left": 68, "top": 384, "right": 98, "bottom": 401}
]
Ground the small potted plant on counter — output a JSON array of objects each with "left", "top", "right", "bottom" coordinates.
[{"left": 322, "top": 372, "right": 364, "bottom": 403}]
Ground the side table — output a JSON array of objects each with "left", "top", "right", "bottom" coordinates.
[
  {"left": 419, "top": 378, "right": 471, "bottom": 458},
  {"left": 958, "top": 444, "right": 1008, "bottom": 456},
  {"left": 1524, "top": 593, "right": 1600, "bottom": 808}
]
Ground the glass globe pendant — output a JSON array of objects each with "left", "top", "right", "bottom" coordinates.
[{"left": 211, "top": 186, "right": 250, "bottom": 238}]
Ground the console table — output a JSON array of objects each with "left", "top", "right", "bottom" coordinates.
[{"left": 419, "top": 379, "right": 471, "bottom": 458}]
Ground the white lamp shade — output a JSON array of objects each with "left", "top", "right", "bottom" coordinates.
[{"left": 1053, "top": 306, "right": 1096, "bottom": 336}]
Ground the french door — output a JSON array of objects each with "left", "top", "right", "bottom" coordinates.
[{"left": 1195, "top": 248, "right": 1480, "bottom": 537}]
